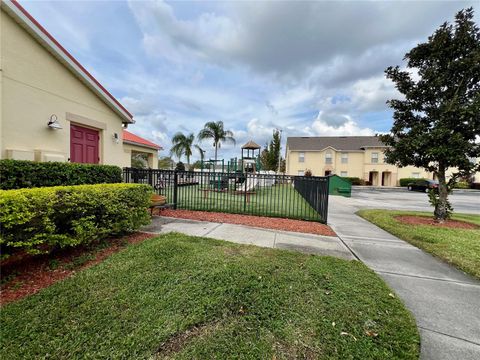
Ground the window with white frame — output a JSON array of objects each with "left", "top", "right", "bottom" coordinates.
[
  {"left": 341, "top": 153, "right": 348, "bottom": 164},
  {"left": 411, "top": 172, "right": 420, "bottom": 178},
  {"left": 340, "top": 171, "right": 348, "bottom": 177},
  {"left": 298, "top": 152, "right": 305, "bottom": 163},
  {"left": 325, "top": 151, "right": 332, "bottom": 164},
  {"left": 371, "top": 152, "right": 379, "bottom": 163},
  {"left": 298, "top": 170, "right": 305, "bottom": 176}
]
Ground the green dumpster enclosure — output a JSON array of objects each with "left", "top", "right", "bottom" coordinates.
[{"left": 328, "top": 175, "right": 352, "bottom": 197}]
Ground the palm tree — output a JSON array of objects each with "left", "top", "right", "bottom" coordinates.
[
  {"left": 170, "top": 133, "right": 206, "bottom": 166},
  {"left": 197, "top": 121, "right": 235, "bottom": 161},
  {"left": 170, "top": 132, "right": 195, "bottom": 165},
  {"left": 195, "top": 145, "right": 206, "bottom": 161}
]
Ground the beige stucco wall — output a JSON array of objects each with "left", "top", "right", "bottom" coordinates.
[
  {"left": 286, "top": 145, "right": 466, "bottom": 186},
  {"left": 0, "top": 9, "right": 126, "bottom": 166},
  {"left": 287, "top": 141, "right": 480, "bottom": 186},
  {"left": 123, "top": 143, "right": 159, "bottom": 169},
  {"left": 287, "top": 147, "right": 394, "bottom": 180}
]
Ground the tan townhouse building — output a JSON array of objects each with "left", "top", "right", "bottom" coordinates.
[
  {"left": 285, "top": 136, "right": 479, "bottom": 186},
  {"left": 0, "top": 0, "right": 160, "bottom": 168}
]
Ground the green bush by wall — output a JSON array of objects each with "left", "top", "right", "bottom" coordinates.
[
  {"left": 340, "top": 177, "right": 364, "bottom": 185},
  {"left": 399, "top": 178, "right": 426, "bottom": 187},
  {"left": 0, "top": 184, "right": 152, "bottom": 258},
  {"left": 453, "top": 181, "right": 470, "bottom": 189},
  {"left": 0, "top": 160, "right": 122, "bottom": 190}
]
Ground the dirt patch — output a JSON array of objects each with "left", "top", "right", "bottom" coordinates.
[
  {"left": 156, "top": 321, "right": 220, "bottom": 356},
  {"left": 157, "top": 209, "right": 336, "bottom": 237},
  {"left": 395, "top": 215, "right": 478, "bottom": 229},
  {"left": 1, "top": 232, "right": 156, "bottom": 306}
]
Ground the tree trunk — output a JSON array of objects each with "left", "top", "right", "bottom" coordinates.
[
  {"left": 214, "top": 144, "right": 218, "bottom": 162},
  {"left": 434, "top": 166, "right": 448, "bottom": 222}
]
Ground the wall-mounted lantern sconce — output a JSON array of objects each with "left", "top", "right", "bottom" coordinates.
[
  {"left": 47, "top": 114, "right": 62, "bottom": 130},
  {"left": 113, "top": 132, "right": 120, "bottom": 144}
]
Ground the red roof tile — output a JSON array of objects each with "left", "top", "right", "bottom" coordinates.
[{"left": 123, "top": 130, "right": 162, "bottom": 150}]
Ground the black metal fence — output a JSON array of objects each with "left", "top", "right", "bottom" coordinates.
[{"left": 123, "top": 168, "right": 329, "bottom": 223}]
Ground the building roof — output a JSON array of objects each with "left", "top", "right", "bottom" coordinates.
[
  {"left": 287, "top": 136, "right": 386, "bottom": 151},
  {"left": 242, "top": 140, "right": 261, "bottom": 149},
  {"left": 1, "top": 0, "right": 134, "bottom": 124},
  {"left": 123, "top": 130, "right": 162, "bottom": 150}
]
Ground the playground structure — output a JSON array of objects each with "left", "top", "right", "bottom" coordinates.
[
  {"left": 123, "top": 139, "right": 330, "bottom": 222},
  {"left": 199, "top": 140, "right": 262, "bottom": 174},
  {"left": 197, "top": 140, "right": 273, "bottom": 193}
]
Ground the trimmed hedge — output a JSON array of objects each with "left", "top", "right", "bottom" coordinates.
[
  {"left": 0, "top": 160, "right": 122, "bottom": 190},
  {"left": 0, "top": 184, "right": 152, "bottom": 258},
  {"left": 453, "top": 181, "right": 470, "bottom": 189},
  {"left": 399, "top": 178, "right": 426, "bottom": 187},
  {"left": 341, "top": 177, "right": 364, "bottom": 185}
]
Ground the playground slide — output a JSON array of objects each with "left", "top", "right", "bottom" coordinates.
[{"left": 236, "top": 176, "right": 257, "bottom": 192}]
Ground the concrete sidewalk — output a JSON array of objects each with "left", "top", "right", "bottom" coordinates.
[
  {"left": 141, "top": 216, "right": 355, "bottom": 260},
  {"left": 328, "top": 196, "right": 480, "bottom": 360}
]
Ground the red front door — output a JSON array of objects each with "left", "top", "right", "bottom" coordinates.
[{"left": 70, "top": 124, "right": 99, "bottom": 164}]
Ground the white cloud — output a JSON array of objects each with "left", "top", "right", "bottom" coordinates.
[
  {"left": 309, "top": 115, "right": 375, "bottom": 137},
  {"left": 350, "top": 76, "right": 398, "bottom": 112}
]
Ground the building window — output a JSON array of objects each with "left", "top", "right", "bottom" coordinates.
[
  {"left": 340, "top": 171, "right": 348, "bottom": 177},
  {"left": 341, "top": 153, "right": 348, "bottom": 164},
  {"left": 298, "top": 170, "right": 305, "bottom": 176},
  {"left": 412, "top": 172, "right": 420, "bottom": 179},
  {"left": 298, "top": 152, "right": 305, "bottom": 163},
  {"left": 371, "top": 152, "right": 379, "bottom": 163},
  {"left": 325, "top": 151, "right": 332, "bottom": 164}
]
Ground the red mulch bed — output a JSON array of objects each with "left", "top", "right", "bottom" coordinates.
[
  {"left": 1, "top": 232, "right": 155, "bottom": 306},
  {"left": 395, "top": 215, "right": 479, "bottom": 229},
  {"left": 157, "top": 209, "right": 336, "bottom": 237}
]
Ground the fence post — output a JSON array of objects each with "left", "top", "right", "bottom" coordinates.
[
  {"left": 243, "top": 172, "right": 248, "bottom": 211},
  {"left": 324, "top": 177, "right": 329, "bottom": 223},
  {"left": 173, "top": 170, "right": 178, "bottom": 210},
  {"left": 132, "top": 168, "right": 139, "bottom": 183}
]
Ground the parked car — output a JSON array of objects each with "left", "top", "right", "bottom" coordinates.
[{"left": 407, "top": 179, "right": 439, "bottom": 192}]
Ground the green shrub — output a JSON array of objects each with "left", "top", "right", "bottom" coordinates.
[
  {"left": 0, "top": 160, "right": 122, "bottom": 190},
  {"left": 453, "top": 181, "right": 470, "bottom": 189},
  {"left": 399, "top": 178, "right": 426, "bottom": 187},
  {"left": 341, "top": 177, "right": 363, "bottom": 185},
  {"left": 0, "top": 184, "right": 152, "bottom": 258}
]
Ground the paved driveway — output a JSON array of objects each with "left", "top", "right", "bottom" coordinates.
[
  {"left": 328, "top": 194, "right": 480, "bottom": 360},
  {"left": 349, "top": 187, "right": 479, "bottom": 214}
]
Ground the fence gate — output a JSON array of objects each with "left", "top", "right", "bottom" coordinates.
[{"left": 123, "top": 168, "right": 329, "bottom": 223}]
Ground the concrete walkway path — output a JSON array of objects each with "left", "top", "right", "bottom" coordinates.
[
  {"left": 328, "top": 196, "right": 480, "bottom": 360},
  {"left": 141, "top": 216, "right": 355, "bottom": 260}
]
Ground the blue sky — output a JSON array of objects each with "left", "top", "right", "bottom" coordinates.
[{"left": 22, "top": 0, "right": 478, "bottom": 162}]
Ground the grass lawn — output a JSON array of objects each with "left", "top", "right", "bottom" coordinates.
[
  {"left": 175, "top": 184, "right": 322, "bottom": 221},
  {"left": 357, "top": 210, "right": 480, "bottom": 279},
  {"left": 1, "top": 233, "right": 419, "bottom": 359}
]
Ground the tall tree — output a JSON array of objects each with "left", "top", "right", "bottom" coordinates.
[
  {"left": 381, "top": 8, "right": 480, "bottom": 221},
  {"left": 158, "top": 156, "right": 174, "bottom": 169},
  {"left": 260, "top": 130, "right": 282, "bottom": 171},
  {"left": 170, "top": 132, "right": 195, "bottom": 165},
  {"left": 170, "top": 133, "right": 205, "bottom": 165},
  {"left": 131, "top": 153, "right": 148, "bottom": 169},
  {"left": 197, "top": 121, "right": 235, "bottom": 161}
]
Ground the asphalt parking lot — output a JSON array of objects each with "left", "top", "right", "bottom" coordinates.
[{"left": 347, "top": 187, "right": 479, "bottom": 214}]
